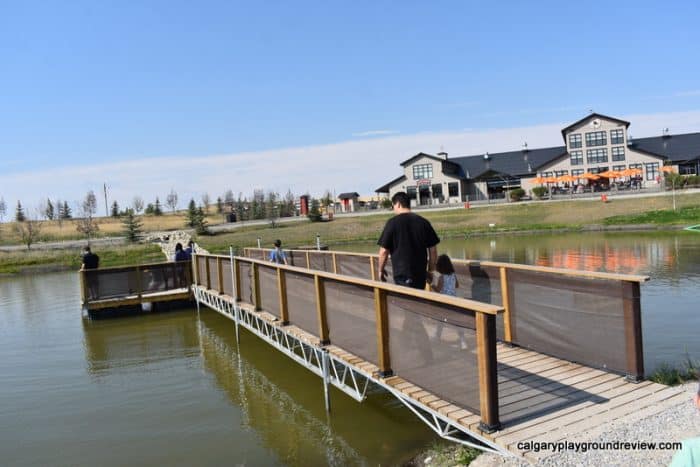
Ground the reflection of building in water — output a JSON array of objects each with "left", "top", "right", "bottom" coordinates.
[
  {"left": 531, "top": 237, "right": 677, "bottom": 274},
  {"left": 82, "top": 313, "right": 199, "bottom": 376},
  {"left": 197, "top": 316, "right": 430, "bottom": 466}
]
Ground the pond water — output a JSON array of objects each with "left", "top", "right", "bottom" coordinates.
[
  {"left": 343, "top": 230, "right": 700, "bottom": 371},
  {"left": 0, "top": 272, "right": 435, "bottom": 466},
  {"left": 2, "top": 230, "right": 698, "bottom": 465}
]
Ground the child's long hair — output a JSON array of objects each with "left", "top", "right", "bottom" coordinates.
[{"left": 436, "top": 254, "right": 455, "bottom": 275}]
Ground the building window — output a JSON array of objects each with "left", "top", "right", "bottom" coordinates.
[
  {"left": 542, "top": 171, "right": 553, "bottom": 178},
  {"left": 448, "top": 182, "right": 459, "bottom": 197},
  {"left": 570, "top": 150, "right": 583, "bottom": 165},
  {"left": 589, "top": 166, "right": 608, "bottom": 174},
  {"left": 585, "top": 131, "right": 607, "bottom": 147},
  {"left": 645, "top": 162, "right": 660, "bottom": 181},
  {"left": 406, "top": 186, "right": 417, "bottom": 199},
  {"left": 587, "top": 148, "right": 608, "bottom": 164},
  {"left": 431, "top": 184, "right": 443, "bottom": 199},
  {"left": 610, "top": 129, "right": 624, "bottom": 144},
  {"left": 569, "top": 133, "right": 582, "bottom": 149},
  {"left": 555, "top": 170, "right": 569, "bottom": 176},
  {"left": 613, "top": 165, "right": 626, "bottom": 171},
  {"left": 412, "top": 163, "right": 433, "bottom": 180},
  {"left": 628, "top": 163, "right": 642, "bottom": 170},
  {"left": 572, "top": 169, "right": 584, "bottom": 177},
  {"left": 611, "top": 146, "right": 625, "bottom": 161}
]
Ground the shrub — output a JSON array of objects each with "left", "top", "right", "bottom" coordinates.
[
  {"left": 509, "top": 188, "right": 526, "bottom": 201},
  {"left": 532, "top": 186, "right": 548, "bottom": 199},
  {"left": 685, "top": 175, "right": 700, "bottom": 187}
]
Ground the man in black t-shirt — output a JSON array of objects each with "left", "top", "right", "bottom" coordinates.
[
  {"left": 377, "top": 192, "right": 440, "bottom": 289},
  {"left": 81, "top": 246, "right": 100, "bottom": 300}
]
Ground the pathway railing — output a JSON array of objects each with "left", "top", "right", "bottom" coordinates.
[
  {"left": 80, "top": 261, "right": 192, "bottom": 305},
  {"left": 193, "top": 252, "right": 504, "bottom": 432},
  {"left": 243, "top": 247, "right": 649, "bottom": 381}
]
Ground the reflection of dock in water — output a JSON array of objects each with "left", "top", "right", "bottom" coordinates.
[{"left": 197, "top": 313, "right": 431, "bottom": 466}]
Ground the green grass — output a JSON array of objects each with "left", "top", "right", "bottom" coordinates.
[
  {"left": 0, "top": 244, "right": 165, "bottom": 274},
  {"left": 649, "top": 356, "right": 699, "bottom": 385},
  {"left": 412, "top": 441, "right": 481, "bottom": 466},
  {"left": 603, "top": 205, "right": 700, "bottom": 225}
]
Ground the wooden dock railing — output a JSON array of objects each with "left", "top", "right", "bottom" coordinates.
[
  {"left": 243, "top": 247, "right": 649, "bottom": 382},
  {"left": 80, "top": 260, "right": 192, "bottom": 308},
  {"left": 194, "top": 253, "right": 505, "bottom": 432}
]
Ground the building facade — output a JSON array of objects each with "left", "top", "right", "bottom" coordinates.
[{"left": 376, "top": 113, "right": 700, "bottom": 204}]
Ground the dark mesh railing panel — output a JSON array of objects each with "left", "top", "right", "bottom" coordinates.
[
  {"left": 285, "top": 250, "right": 300, "bottom": 267},
  {"left": 335, "top": 254, "right": 372, "bottom": 280},
  {"left": 453, "top": 262, "right": 504, "bottom": 339},
  {"left": 197, "top": 257, "right": 207, "bottom": 286},
  {"left": 324, "top": 280, "right": 378, "bottom": 365},
  {"left": 208, "top": 258, "right": 220, "bottom": 292},
  {"left": 238, "top": 262, "right": 254, "bottom": 305},
  {"left": 387, "top": 292, "right": 480, "bottom": 412},
  {"left": 285, "top": 271, "right": 318, "bottom": 337},
  {"left": 258, "top": 264, "right": 280, "bottom": 318},
  {"left": 507, "top": 269, "right": 628, "bottom": 373},
  {"left": 221, "top": 259, "right": 234, "bottom": 296},
  {"left": 308, "top": 251, "right": 331, "bottom": 272},
  {"left": 86, "top": 270, "right": 136, "bottom": 300}
]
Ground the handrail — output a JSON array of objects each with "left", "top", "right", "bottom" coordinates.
[
  {"left": 244, "top": 247, "right": 649, "bottom": 283},
  {"left": 81, "top": 259, "right": 192, "bottom": 274},
  {"left": 194, "top": 252, "right": 503, "bottom": 431}
]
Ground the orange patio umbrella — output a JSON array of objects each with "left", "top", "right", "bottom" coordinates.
[
  {"left": 581, "top": 172, "right": 600, "bottom": 180},
  {"left": 533, "top": 176, "right": 547, "bottom": 184},
  {"left": 661, "top": 166, "right": 675, "bottom": 173},
  {"left": 544, "top": 176, "right": 558, "bottom": 183},
  {"left": 598, "top": 170, "right": 622, "bottom": 179},
  {"left": 621, "top": 168, "right": 642, "bottom": 177}
]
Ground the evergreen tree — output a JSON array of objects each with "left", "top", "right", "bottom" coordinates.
[
  {"left": 307, "top": 198, "right": 322, "bottom": 222},
  {"left": 145, "top": 203, "right": 154, "bottom": 215},
  {"left": 216, "top": 196, "right": 223, "bottom": 214},
  {"left": 186, "top": 198, "right": 197, "bottom": 227},
  {"left": 121, "top": 209, "right": 143, "bottom": 242},
  {"left": 61, "top": 201, "right": 72, "bottom": 219},
  {"left": 45, "top": 199, "right": 55, "bottom": 220},
  {"left": 193, "top": 206, "right": 209, "bottom": 235},
  {"left": 0, "top": 196, "right": 6, "bottom": 222},
  {"left": 15, "top": 201, "right": 26, "bottom": 222},
  {"left": 111, "top": 201, "right": 120, "bottom": 217},
  {"left": 154, "top": 197, "right": 163, "bottom": 216}
]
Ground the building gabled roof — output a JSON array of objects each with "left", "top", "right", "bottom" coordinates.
[
  {"left": 450, "top": 146, "right": 567, "bottom": 179},
  {"left": 375, "top": 175, "right": 406, "bottom": 193},
  {"left": 337, "top": 192, "right": 360, "bottom": 199},
  {"left": 560, "top": 113, "right": 631, "bottom": 140},
  {"left": 628, "top": 132, "right": 700, "bottom": 163},
  {"left": 399, "top": 152, "right": 446, "bottom": 167}
]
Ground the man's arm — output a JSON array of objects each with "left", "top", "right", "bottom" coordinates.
[
  {"left": 426, "top": 246, "right": 437, "bottom": 281},
  {"left": 378, "top": 247, "right": 389, "bottom": 281}
]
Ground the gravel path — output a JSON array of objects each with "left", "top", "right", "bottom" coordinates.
[{"left": 469, "top": 381, "right": 699, "bottom": 467}]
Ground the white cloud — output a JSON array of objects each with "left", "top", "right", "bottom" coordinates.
[
  {"left": 352, "top": 130, "right": 400, "bottom": 137},
  {"left": 4, "top": 109, "right": 700, "bottom": 213}
]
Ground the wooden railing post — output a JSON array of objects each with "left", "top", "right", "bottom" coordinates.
[
  {"left": 192, "top": 255, "right": 199, "bottom": 286},
  {"left": 278, "top": 268, "right": 289, "bottom": 325},
  {"left": 315, "top": 275, "right": 330, "bottom": 345},
  {"left": 233, "top": 259, "right": 241, "bottom": 301},
  {"left": 374, "top": 287, "right": 392, "bottom": 377},
  {"left": 623, "top": 281, "right": 644, "bottom": 382},
  {"left": 332, "top": 253, "right": 338, "bottom": 274},
  {"left": 306, "top": 251, "right": 311, "bottom": 269},
  {"left": 476, "top": 312, "right": 500, "bottom": 433},
  {"left": 370, "top": 256, "right": 376, "bottom": 281},
  {"left": 499, "top": 266, "right": 514, "bottom": 343},
  {"left": 217, "top": 257, "right": 224, "bottom": 294},
  {"left": 79, "top": 270, "right": 88, "bottom": 305},
  {"left": 252, "top": 263, "right": 261, "bottom": 310},
  {"left": 205, "top": 257, "right": 211, "bottom": 289}
]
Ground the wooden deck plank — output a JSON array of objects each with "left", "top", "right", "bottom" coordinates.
[{"left": 498, "top": 366, "right": 603, "bottom": 402}]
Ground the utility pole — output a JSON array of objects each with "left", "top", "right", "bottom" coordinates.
[{"left": 103, "top": 183, "right": 109, "bottom": 217}]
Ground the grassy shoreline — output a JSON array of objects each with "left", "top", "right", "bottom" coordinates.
[{"left": 1, "top": 191, "right": 699, "bottom": 274}]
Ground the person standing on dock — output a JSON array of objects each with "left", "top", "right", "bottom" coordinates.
[
  {"left": 377, "top": 192, "right": 439, "bottom": 288},
  {"left": 81, "top": 246, "right": 100, "bottom": 299},
  {"left": 269, "top": 239, "right": 288, "bottom": 265}
]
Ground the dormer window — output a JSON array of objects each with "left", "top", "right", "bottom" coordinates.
[{"left": 569, "top": 133, "right": 582, "bottom": 149}]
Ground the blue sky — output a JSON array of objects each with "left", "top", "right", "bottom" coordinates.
[{"left": 1, "top": 1, "right": 700, "bottom": 211}]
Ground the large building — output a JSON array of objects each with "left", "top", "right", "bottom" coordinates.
[{"left": 376, "top": 113, "right": 700, "bottom": 204}]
